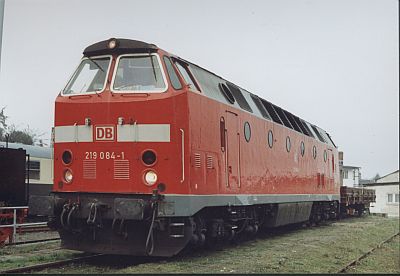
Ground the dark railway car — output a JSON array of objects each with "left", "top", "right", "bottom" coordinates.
[
  {"left": 340, "top": 186, "right": 376, "bottom": 216},
  {"left": 0, "top": 147, "right": 27, "bottom": 244},
  {"left": 0, "top": 141, "right": 53, "bottom": 198},
  {"left": 30, "top": 38, "right": 360, "bottom": 257},
  {"left": 0, "top": 147, "right": 27, "bottom": 206}
]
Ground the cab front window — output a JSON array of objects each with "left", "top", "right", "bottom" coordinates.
[
  {"left": 112, "top": 54, "right": 167, "bottom": 93},
  {"left": 62, "top": 56, "right": 111, "bottom": 95}
]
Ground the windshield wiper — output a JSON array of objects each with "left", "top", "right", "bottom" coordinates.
[
  {"left": 87, "top": 56, "right": 105, "bottom": 72},
  {"left": 148, "top": 51, "right": 157, "bottom": 82}
]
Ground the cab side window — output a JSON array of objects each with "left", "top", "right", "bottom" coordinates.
[
  {"left": 174, "top": 61, "right": 200, "bottom": 92},
  {"left": 163, "top": 56, "right": 182, "bottom": 90}
]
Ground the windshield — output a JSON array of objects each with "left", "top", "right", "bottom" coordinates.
[
  {"left": 112, "top": 55, "right": 167, "bottom": 93},
  {"left": 63, "top": 57, "right": 111, "bottom": 95}
]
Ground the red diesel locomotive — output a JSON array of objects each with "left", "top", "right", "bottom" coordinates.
[{"left": 30, "top": 38, "right": 341, "bottom": 256}]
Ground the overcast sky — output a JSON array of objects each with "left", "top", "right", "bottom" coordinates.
[{"left": 0, "top": 0, "right": 398, "bottom": 179}]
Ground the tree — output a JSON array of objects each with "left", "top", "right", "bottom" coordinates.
[
  {"left": 372, "top": 173, "right": 380, "bottom": 182},
  {"left": 0, "top": 107, "right": 43, "bottom": 146},
  {"left": 0, "top": 106, "right": 8, "bottom": 141},
  {"left": 7, "top": 127, "right": 34, "bottom": 145}
]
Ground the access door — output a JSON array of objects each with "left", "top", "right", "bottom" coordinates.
[{"left": 225, "top": 111, "right": 240, "bottom": 189}]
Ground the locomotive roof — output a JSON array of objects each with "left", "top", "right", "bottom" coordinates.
[
  {"left": 83, "top": 38, "right": 158, "bottom": 56},
  {"left": 82, "top": 38, "right": 335, "bottom": 147},
  {"left": 0, "top": 142, "right": 52, "bottom": 159}
]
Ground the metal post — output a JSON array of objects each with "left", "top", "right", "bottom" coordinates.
[
  {"left": 0, "top": 0, "right": 5, "bottom": 73},
  {"left": 13, "top": 208, "right": 16, "bottom": 243}
]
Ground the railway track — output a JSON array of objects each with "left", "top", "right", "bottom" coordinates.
[
  {"left": 0, "top": 253, "right": 104, "bottom": 274},
  {"left": 4, "top": 237, "right": 60, "bottom": 246},
  {"left": 336, "top": 231, "right": 400, "bottom": 273},
  {"left": 19, "top": 225, "right": 51, "bottom": 233}
]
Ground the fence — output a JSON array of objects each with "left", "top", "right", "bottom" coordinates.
[{"left": 0, "top": 206, "right": 48, "bottom": 243}]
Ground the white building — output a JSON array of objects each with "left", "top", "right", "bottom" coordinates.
[
  {"left": 364, "top": 170, "right": 399, "bottom": 218},
  {"left": 341, "top": 165, "right": 361, "bottom": 187}
]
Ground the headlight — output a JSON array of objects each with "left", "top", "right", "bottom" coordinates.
[
  {"left": 144, "top": 170, "right": 157, "bottom": 186},
  {"left": 64, "top": 169, "right": 73, "bottom": 183}
]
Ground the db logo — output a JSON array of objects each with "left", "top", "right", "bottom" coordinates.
[{"left": 95, "top": 126, "right": 115, "bottom": 141}]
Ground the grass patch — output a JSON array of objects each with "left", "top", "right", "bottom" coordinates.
[
  {"left": 2, "top": 216, "right": 397, "bottom": 274},
  {"left": 0, "top": 240, "right": 81, "bottom": 271}
]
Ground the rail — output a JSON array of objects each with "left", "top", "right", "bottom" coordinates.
[
  {"left": 0, "top": 253, "right": 104, "bottom": 274},
  {"left": 0, "top": 206, "right": 48, "bottom": 243},
  {"left": 336, "top": 231, "right": 399, "bottom": 273}
]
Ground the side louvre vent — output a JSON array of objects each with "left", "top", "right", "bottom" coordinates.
[
  {"left": 194, "top": 153, "right": 201, "bottom": 168},
  {"left": 206, "top": 155, "right": 214, "bottom": 169},
  {"left": 114, "top": 160, "right": 130, "bottom": 180},
  {"left": 83, "top": 160, "right": 96, "bottom": 179}
]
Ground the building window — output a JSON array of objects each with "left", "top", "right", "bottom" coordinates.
[
  {"left": 343, "top": 170, "right": 348, "bottom": 179},
  {"left": 388, "top": 193, "right": 399, "bottom": 203},
  {"left": 26, "top": 160, "right": 40, "bottom": 180}
]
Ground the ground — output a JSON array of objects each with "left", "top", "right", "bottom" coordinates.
[{"left": 0, "top": 215, "right": 398, "bottom": 274}]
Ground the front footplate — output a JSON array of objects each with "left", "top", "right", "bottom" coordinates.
[{"left": 48, "top": 192, "right": 192, "bottom": 257}]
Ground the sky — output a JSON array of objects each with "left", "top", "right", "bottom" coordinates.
[{"left": 0, "top": 0, "right": 398, "bottom": 179}]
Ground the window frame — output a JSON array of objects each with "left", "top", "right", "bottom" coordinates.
[
  {"left": 110, "top": 53, "right": 169, "bottom": 94},
  {"left": 172, "top": 59, "right": 201, "bottom": 92},
  {"left": 226, "top": 83, "right": 253, "bottom": 113},
  {"left": 387, "top": 193, "right": 393, "bottom": 203},
  {"left": 261, "top": 99, "right": 283, "bottom": 125},
  {"left": 61, "top": 55, "right": 112, "bottom": 96},
  {"left": 26, "top": 160, "right": 40, "bottom": 180},
  {"left": 268, "top": 130, "right": 274, "bottom": 148},
  {"left": 244, "top": 121, "right": 251, "bottom": 142},
  {"left": 300, "top": 141, "right": 305, "bottom": 156},
  {"left": 163, "top": 56, "right": 183, "bottom": 90},
  {"left": 250, "top": 94, "right": 271, "bottom": 120},
  {"left": 286, "top": 136, "right": 291, "bottom": 152}
]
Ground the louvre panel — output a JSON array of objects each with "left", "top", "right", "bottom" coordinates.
[
  {"left": 114, "top": 160, "right": 130, "bottom": 180},
  {"left": 83, "top": 160, "right": 96, "bottom": 179},
  {"left": 194, "top": 153, "right": 201, "bottom": 168},
  {"left": 206, "top": 155, "right": 213, "bottom": 169}
]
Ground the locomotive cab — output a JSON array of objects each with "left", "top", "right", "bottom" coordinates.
[{"left": 30, "top": 39, "right": 193, "bottom": 256}]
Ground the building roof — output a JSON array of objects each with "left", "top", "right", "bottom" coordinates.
[
  {"left": 0, "top": 142, "right": 52, "bottom": 159},
  {"left": 359, "top": 179, "right": 374, "bottom": 185},
  {"left": 376, "top": 170, "right": 399, "bottom": 182},
  {"left": 363, "top": 181, "right": 399, "bottom": 187},
  {"left": 342, "top": 165, "right": 361, "bottom": 169}
]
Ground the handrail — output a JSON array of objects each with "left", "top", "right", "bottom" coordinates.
[
  {"left": 0, "top": 222, "right": 47, "bottom": 228},
  {"left": 0, "top": 206, "right": 29, "bottom": 210},
  {"left": 180, "top": 128, "right": 185, "bottom": 183}
]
